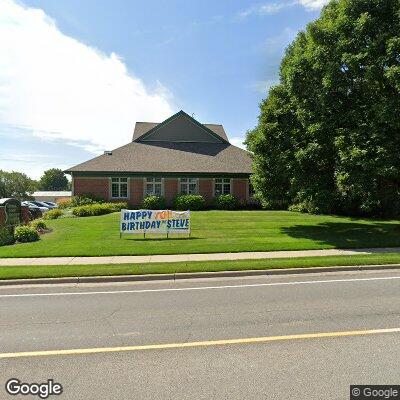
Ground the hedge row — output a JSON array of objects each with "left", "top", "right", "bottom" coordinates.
[
  {"left": 141, "top": 194, "right": 238, "bottom": 210},
  {"left": 57, "top": 194, "right": 248, "bottom": 217},
  {"left": 72, "top": 202, "right": 128, "bottom": 217}
]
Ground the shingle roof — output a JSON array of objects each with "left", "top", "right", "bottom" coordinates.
[
  {"left": 132, "top": 122, "right": 229, "bottom": 142},
  {"left": 65, "top": 142, "right": 252, "bottom": 175},
  {"left": 66, "top": 111, "right": 252, "bottom": 175},
  {"left": 132, "top": 122, "right": 158, "bottom": 141}
]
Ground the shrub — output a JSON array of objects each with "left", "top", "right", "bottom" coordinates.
[
  {"left": 57, "top": 199, "right": 72, "bottom": 209},
  {"left": 14, "top": 225, "right": 40, "bottom": 243},
  {"left": 59, "top": 195, "right": 104, "bottom": 209},
  {"left": 72, "top": 202, "right": 122, "bottom": 217},
  {"left": 214, "top": 194, "right": 237, "bottom": 210},
  {"left": 44, "top": 209, "right": 63, "bottom": 219},
  {"left": 109, "top": 202, "right": 128, "bottom": 212},
  {"left": 72, "top": 205, "right": 89, "bottom": 217},
  {"left": 0, "top": 226, "right": 15, "bottom": 246},
  {"left": 31, "top": 219, "right": 47, "bottom": 231},
  {"left": 174, "top": 194, "right": 205, "bottom": 211},
  {"left": 142, "top": 195, "right": 166, "bottom": 210}
]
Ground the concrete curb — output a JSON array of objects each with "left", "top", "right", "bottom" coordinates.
[{"left": 0, "top": 263, "right": 400, "bottom": 286}]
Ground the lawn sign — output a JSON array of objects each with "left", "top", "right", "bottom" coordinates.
[{"left": 120, "top": 209, "right": 190, "bottom": 238}]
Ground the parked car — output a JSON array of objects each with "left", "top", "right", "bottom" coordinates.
[
  {"left": 42, "top": 201, "right": 58, "bottom": 209},
  {"left": 29, "top": 201, "right": 52, "bottom": 212},
  {"left": 22, "top": 201, "right": 43, "bottom": 219}
]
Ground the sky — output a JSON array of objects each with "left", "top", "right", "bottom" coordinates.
[{"left": 0, "top": 0, "right": 328, "bottom": 179}]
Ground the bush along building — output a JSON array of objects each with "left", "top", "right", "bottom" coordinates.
[{"left": 65, "top": 110, "right": 253, "bottom": 207}]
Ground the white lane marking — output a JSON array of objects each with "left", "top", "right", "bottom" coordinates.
[{"left": 0, "top": 275, "right": 400, "bottom": 298}]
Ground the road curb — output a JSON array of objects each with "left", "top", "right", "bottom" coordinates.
[{"left": 0, "top": 263, "right": 400, "bottom": 286}]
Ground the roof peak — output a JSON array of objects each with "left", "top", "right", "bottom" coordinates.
[{"left": 132, "top": 110, "right": 229, "bottom": 143}]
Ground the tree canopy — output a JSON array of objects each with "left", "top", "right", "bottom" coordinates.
[
  {"left": 38, "top": 168, "right": 69, "bottom": 191},
  {"left": 247, "top": 0, "right": 400, "bottom": 217},
  {"left": 0, "top": 170, "right": 37, "bottom": 200}
]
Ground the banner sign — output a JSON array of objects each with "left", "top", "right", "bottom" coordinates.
[{"left": 120, "top": 209, "right": 190, "bottom": 235}]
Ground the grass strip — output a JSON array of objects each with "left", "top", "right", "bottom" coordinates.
[{"left": 1, "top": 253, "right": 400, "bottom": 280}]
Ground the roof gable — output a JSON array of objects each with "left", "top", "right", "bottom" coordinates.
[{"left": 134, "top": 110, "right": 229, "bottom": 144}]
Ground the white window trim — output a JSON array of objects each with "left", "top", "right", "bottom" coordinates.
[
  {"left": 179, "top": 177, "right": 199, "bottom": 195},
  {"left": 110, "top": 177, "right": 130, "bottom": 199},
  {"left": 214, "top": 177, "right": 232, "bottom": 196},
  {"left": 212, "top": 178, "right": 215, "bottom": 197},
  {"left": 143, "top": 177, "right": 164, "bottom": 197}
]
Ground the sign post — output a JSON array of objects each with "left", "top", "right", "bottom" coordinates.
[{"left": 120, "top": 209, "right": 191, "bottom": 238}]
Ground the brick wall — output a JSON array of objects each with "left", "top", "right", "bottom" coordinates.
[
  {"left": 21, "top": 206, "right": 30, "bottom": 223},
  {"left": 129, "top": 178, "right": 144, "bottom": 207},
  {"left": 164, "top": 178, "right": 179, "bottom": 206},
  {"left": 199, "top": 179, "right": 214, "bottom": 205},
  {"left": 232, "top": 178, "right": 248, "bottom": 205},
  {"left": 71, "top": 176, "right": 250, "bottom": 208},
  {"left": 74, "top": 178, "right": 110, "bottom": 201}
]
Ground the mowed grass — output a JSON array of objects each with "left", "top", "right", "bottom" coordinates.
[
  {"left": 1, "top": 253, "right": 400, "bottom": 280},
  {"left": 0, "top": 210, "right": 399, "bottom": 258}
]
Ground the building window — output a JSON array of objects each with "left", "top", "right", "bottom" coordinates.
[
  {"left": 145, "top": 177, "right": 162, "bottom": 196},
  {"left": 111, "top": 177, "right": 128, "bottom": 198},
  {"left": 180, "top": 178, "right": 197, "bottom": 195},
  {"left": 215, "top": 178, "right": 231, "bottom": 196}
]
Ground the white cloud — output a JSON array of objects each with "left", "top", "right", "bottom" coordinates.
[
  {"left": 298, "top": 0, "right": 330, "bottom": 10},
  {"left": 237, "top": 0, "right": 329, "bottom": 19},
  {"left": 237, "top": 2, "right": 292, "bottom": 19},
  {"left": 0, "top": 0, "right": 173, "bottom": 153}
]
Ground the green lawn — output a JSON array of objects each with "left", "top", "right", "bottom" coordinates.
[
  {"left": 1, "top": 253, "right": 400, "bottom": 280},
  {"left": 0, "top": 210, "right": 399, "bottom": 258}
]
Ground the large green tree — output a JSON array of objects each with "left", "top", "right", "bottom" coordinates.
[
  {"left": 247, "top": 0, "right": 400, "bottom": 217},
  {"left": 0, "top": 170, "right": 37, "bottom": 199},
  {"left": 38, "top": 168, "right": 69, "bottom": 191}
]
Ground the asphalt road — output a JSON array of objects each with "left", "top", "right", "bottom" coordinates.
[{"left": 1, "top": 269, "right": 400, "bottom": 399}]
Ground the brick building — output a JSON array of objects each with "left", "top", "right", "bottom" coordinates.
[{"left": 65, "top": 111, "right": 253, "bottom": 207}]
